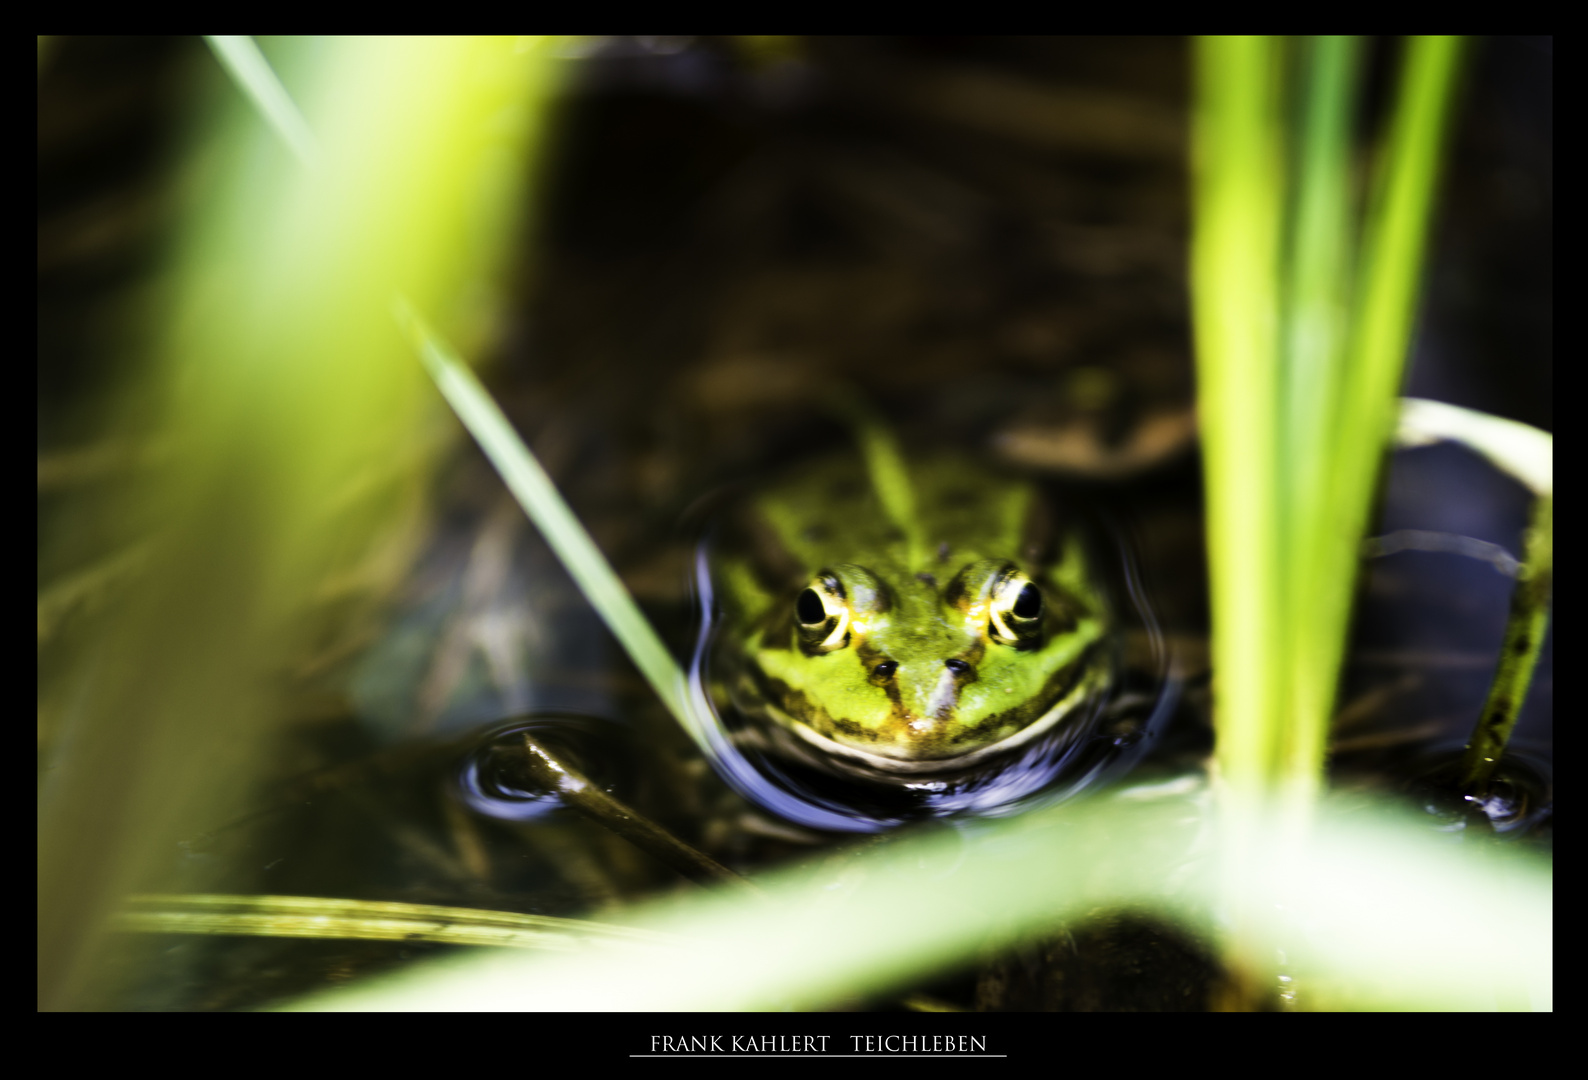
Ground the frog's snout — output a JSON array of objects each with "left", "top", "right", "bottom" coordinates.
[{"left": 886, "top": 656, "right": 976, "bottom": 728}]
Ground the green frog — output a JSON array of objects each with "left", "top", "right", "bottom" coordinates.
[{"left": 691, "top": 419, "right": 1125, "bottom": 825}]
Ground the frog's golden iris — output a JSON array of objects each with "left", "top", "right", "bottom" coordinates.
[{"left": 710, "top": 454, "right": 1110, "bottom": 774}]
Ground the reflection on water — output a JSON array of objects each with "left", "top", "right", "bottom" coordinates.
[
  {"left": 458, "top": 715, "right": 633, "bottom": 822},
  {"left": 1406, "top": 745, "right": 1552, "bottom": 837}
]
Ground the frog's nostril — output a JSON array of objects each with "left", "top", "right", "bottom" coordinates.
[
  {"left": 944, "top": 659, "right": 971, "bottom": 675},
  {"left": 873, "top": 660, "right": 899, "bottom": 679}
]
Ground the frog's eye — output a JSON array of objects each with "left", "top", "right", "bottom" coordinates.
[
  {"left": 988, "top": 570, "right": 1043, "bottom": 648},
  {"left": 795, "top": 573, "right": 851, "bottom": 652}
]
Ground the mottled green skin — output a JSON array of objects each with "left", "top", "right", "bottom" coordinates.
[{"left": 713, "top": 455, "right": 1109, "bottom": 769}]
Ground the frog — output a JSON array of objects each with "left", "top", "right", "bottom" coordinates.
[{"left": 697, "top": 429, "right": 1115, "bottom": 787}]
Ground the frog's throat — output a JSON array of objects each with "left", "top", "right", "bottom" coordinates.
[{"left": 763, "top": 663, "right": 1108, "bottom": 775}]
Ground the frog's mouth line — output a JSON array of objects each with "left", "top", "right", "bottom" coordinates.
[{"left": 761, "top": 663, "right": 1110, "bottom": 776}]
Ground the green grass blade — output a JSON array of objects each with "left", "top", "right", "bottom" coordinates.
[
  {"left": 1196, "top": 36, "right": 1467, "bottom": 808},
  {"left": 203, "top": 36, "right": 321, "bottom": 170},
  {"left": 1191, "top": 33, "right": 1293, "bottom": 1007},
  {"left": 203, "top": 34, "right": 695, "bottom": 739},
  {"left": 1280, "top": 36, "right": 1359, "bottom": 798},
  {"left": 114, "top": 894, "right": 678, "bottom": 953},
  {"left": 1193, "top": 35, "right": 1468, "bottom": 1004},
  {"left": 38, "top": 37, "right": 552, "bottom": 1009},
  {"left": 1191, "top": 35, "right": 1284, "bottom": 804},
  {"left": 1396, "top": 397, "right": 1553, "bottom": 496},
  {"left": 395, "top": 302, "right": 695, "bottom": 733},
  {"left": 278, "top": 794, "right": 1551, "bottom": 1011},
  {"left": 1306, "top": 36, "right": 1466, "bottom": 760}
]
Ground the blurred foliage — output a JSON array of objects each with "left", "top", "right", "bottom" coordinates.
[{"left": 38, "top": 37, "right": 559, "bottom": 1009}]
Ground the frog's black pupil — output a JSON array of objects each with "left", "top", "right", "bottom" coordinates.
[
  {"left": 1013, "top": 583, "right": 1042, "bottom": 619},
  {"left": 874, "top": 661, "right": 898, "bottom": 679},
  {"left": 797, "top": 588, "right": 827, "bottom": 626}
]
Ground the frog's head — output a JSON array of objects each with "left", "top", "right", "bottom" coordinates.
[{"left": 743, "top": 553, "right": 1107, "bottom": 768}]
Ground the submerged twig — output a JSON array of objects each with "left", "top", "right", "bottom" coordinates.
[
  {"left": 518, "top": 734, "right": 762, "bottom": 896},
  {"left": 1461, "top": 494, "right": 1553, "bottom": 792},
  {"left": 1393, "top": 396, "right": 1554, "bottom": 794}
]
